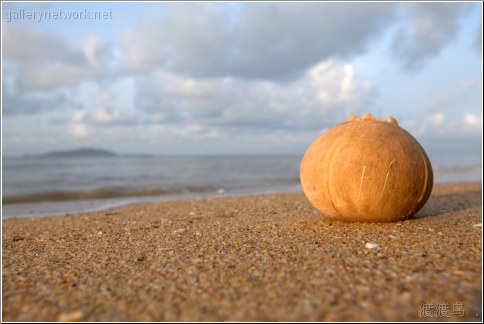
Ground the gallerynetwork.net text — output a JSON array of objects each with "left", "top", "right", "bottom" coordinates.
[{"left": 4, "top": 9, "right": 113, "bottom": 22}]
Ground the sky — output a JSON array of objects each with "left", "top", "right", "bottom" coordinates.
[{"left": 2, "top": 1, "right": 483, "bottom": 156}]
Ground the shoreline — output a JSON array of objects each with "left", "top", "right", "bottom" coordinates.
[
  {"left": 2, "top": 178, "right": 481, "bottom": 220},
  {"left": 2, "top": 184, "right": 302, "bottom": 219},
  {"left": 2, "top": 182, "right": 482, "bottom": 321}
]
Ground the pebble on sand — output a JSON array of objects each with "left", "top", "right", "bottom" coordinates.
[{"left": 58, "top": 310, "right": 83, "bottom": 322}]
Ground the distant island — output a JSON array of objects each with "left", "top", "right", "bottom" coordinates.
[
  {"left": 42, "top": 148, "right": 117, "bottom": 158},
  {"left": 16, "top": 148, "right": 159, "bottom": 159}
]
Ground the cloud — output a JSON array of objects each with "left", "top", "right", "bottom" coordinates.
[
  {"left": 463, "top": 113, "right": 482, "bottom": 126},
  {"left": 403, "top": 110, "right": 482, "bottom": 140},
  {"left": 456, "top": 78, "right": 476, "bottom": 90},
  {"left": 431, "top": 112, "right": 445, "bottom": 124},
  {"left": 3, "top": 24, "right": 83, "bottom": 64},
  {"left": 122, "top": 3, "right": 396, "bottom": 80},
  {"left": 66, "top": 90, "right": 139, "bottom": 140},
  {"left": 2, "top": 77, "right": 75, "bottom": 115},
  {"left": 474, "top": 21, "right": 482, "bottom": 53},
  {"left": 69, "top": 123, "right": 89, "bottom": 138},
  {"left": 408, "top": 111, "right": 446, "bottom": 137},
  {"left": 128, "top": 64, "right": 364, "bottom": 149},
  {"left": 184, "top": 124, "right": 221, "bottom": 139},
  {"left": 3, "top": 24, "right": 113, "bottom": 88},
  {"left": 2, "top": 2, "right": 480, "bottom": 156},
  {"left": 391, "top": 3, "right": 470, "bottom": 71},
  {"left": 132, "top": 59, "right": 377, "bottom": 138}
]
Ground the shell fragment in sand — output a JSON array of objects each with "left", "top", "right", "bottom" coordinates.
[
  {"left": 472, "top": 223, "right": 482, "bottom": 228},
  {"left": 365, "top": 242, "right": 380, "bottom": 249}
]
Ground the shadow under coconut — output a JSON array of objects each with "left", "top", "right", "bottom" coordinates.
[{"left": 412, "top": 189, "right": 482, "bottom": 220}]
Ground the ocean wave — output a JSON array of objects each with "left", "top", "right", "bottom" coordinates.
[
  {"left": 433, "top": 165, "right": 482, "bottom": 173},
  {"left": 2, "top": 186, "right": 216, "bottom": 204}
]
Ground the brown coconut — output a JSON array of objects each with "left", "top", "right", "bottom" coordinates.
[{"left": 300, "top": 114, "right": 433, "bottom": 222}]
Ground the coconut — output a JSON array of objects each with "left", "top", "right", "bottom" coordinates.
[{"left": 300, "top": 114, "right": 433, "bottom": 222}]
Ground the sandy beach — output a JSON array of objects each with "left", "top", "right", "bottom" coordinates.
[{"left": 2, "top": 182, "right": 482, "bottom": 321}]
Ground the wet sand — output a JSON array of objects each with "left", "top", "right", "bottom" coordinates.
[{"left": 2, "top": 182, "right": 482, "bottom": 321}]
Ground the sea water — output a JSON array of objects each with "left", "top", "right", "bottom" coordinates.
[{"left": 2, "top": 152, "right": 481, "bottom": 218}]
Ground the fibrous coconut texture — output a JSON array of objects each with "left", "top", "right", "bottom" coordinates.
[{"left": 300, "top": 114, "right": 433, "bottom": 222}]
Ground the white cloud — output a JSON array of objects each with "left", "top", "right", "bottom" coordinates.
[
  {"left": 2, "top": 77, "right": 75, "bottom": 115},
  {"left": 463, "top": 113, "right": 481, "bottom": 126},
  {"left": 474, "top": 20, "right": 482, "bottom": 52},
  {"left": 416, "top": 112, "right": 446, "bottom": 136},
  {"left": 457, "top": 78, "right": 476, "bottom": 90},
  {"left": 392, "top": 3, "right": 468, "bottom": 71},
  {"left": 404, "top": 111, "right": 481, "bottom": 140},
  {"left": 431, "top": 112, "right": 445, "bottom": 125},
  {"left": 132, "top": 60, "right": 376, "bottom": 137},
  {"left": 69, "top": 89, "right": 139, "bottom": 127},
  {"left": 401, "top": 111, "right": 447, "bottom": 137},
  {"left": 3, "top": 24, "right": 113, "bottom": 88},
  {"left": 391, "top": 3, "right": 470, "bottom": 71},
  {"left": 121, "top": 3, "right": 396, "bottom": 80},
  {"left": 185, "top": 124, "right": 221, "bottom": 138},
  {"left": 82, "top": 34, "right": 104, "bottom": 68},
  {"left": 69, "top": 123, "right": 89, "bottom": 138},
  {"left": 339, "top": 64, "right": 357, "bottom": 102},
  {"left": 27, "top": 63, "right": 89, "bottom": 88},
  {"left": 91, "top": 92, "right": 117, "bottom": 123},
  {"left": 2, "top": 2, "right": 481, "bottom": 156},
  {"left": 310, "top": 62, "right": 361, "bottom": 104},
  {"left": 73, "top": 111, "right": 86, "bottom": 122}
]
